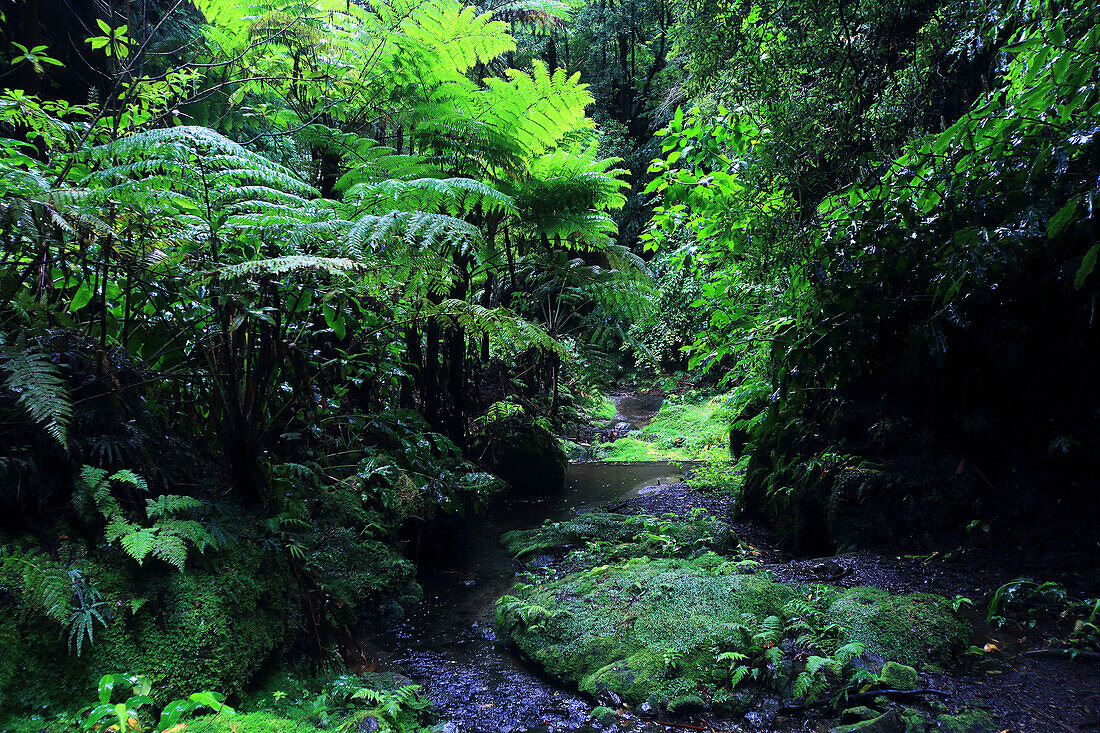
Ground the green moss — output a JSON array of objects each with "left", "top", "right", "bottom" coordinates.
[
  {"left": 831, "top": 710, "right": 902, "bottom": 732},
  {"left": 667, "top": 694, "right": 707, "bottom": 714},
  {"left": 585, "top": 395, "right": 618, "bottom": 421},
  {"left": 878, "top": 661, "right": 919, "bottom": 690},
  {"left": 899, "top": 708, "right": 931, "bottom": 733},
  {"left": 824, "top": 587, "right": 970, "bottom": 668},
  {"left": 498, "top": 557, "right": 797, "bottom": 707},
  {"left": 85, "top": 546, "right": 288, "bottom": 701},
  {"left": 591, "top": 705, "right": 617, "bottom": 725},
  {"left": 593, "top": 436, "right": 693, "bottom": 461},
  {"left": 502, "top": 511, "right": 736, "bottom": 565},
  {"left": 934, "top": 709, "right": 999, "bottom": 733},
  {"left": 591, "top": 394, "right": 733, "bottom": 462}
]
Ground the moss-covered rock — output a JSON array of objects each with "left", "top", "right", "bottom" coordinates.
[
  {"left": 590, "top": 705, "right": 617, "bottom": 725},
  {"left": 878, "top": 661, "right": 919, "bottom": 690},
  {"left": 498, "top": 557, "right": 798, "bottom": 708},
  {"left": 498, "top": 552, "right": 971, "bottom": 716},
  {"left": 84, "top": 547, "right": 288, "bottom": 700},
  {"left": 934, "top": 710, "right": 999, "bottom": 733},
  {"left": 825, "top": 587, "right": 970, "bottom": 668},
  {"left": 832, "top": 709, "right": 903, "bottom": 733}
]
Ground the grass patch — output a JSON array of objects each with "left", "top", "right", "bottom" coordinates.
[{"left": 594, "top": 393, "right": 733, "bottom": 462}]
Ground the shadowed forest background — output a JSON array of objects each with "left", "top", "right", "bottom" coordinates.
[{"left": 0, "top": 0, "right": 1097, "bottom": 731}]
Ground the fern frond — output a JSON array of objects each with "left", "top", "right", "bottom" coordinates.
[{"left": 0, "top": 339, "right": 72, "bottom": 449}]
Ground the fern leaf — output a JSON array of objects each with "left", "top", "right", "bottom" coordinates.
[{"left": 0, "top": 339, "right": 72, "bottom": 449}]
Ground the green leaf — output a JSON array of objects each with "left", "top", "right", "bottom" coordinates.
[
  {"left": 1047, "top": 198, "right": 1078, "bottom": 238},
  {"left": 1075, "top": 244, "right": 1099, "bottom": 289}
]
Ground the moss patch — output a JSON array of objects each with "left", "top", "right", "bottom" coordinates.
[
  {"left": 824, "top": 587, "right": 970, "bottom": 668},
  {"left": 498, "top": 558, "right": 798, "bottom": 707},
  {"left": 498, "top": 526, "right": 971, "bottom": 713},
  {"left": 593, "top": 394, "right": 732, "bottom": 462},
  {"left": 502, "top": 510, "right": 737, "bottom": 565}
]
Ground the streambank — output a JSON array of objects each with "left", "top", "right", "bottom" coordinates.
[{"left": 497, "top": 481, "right": 1100, "bottom": 732}]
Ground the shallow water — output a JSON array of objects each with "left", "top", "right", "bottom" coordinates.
[{"left": 364, "top": 461, "right": 697, "bottom": 733}]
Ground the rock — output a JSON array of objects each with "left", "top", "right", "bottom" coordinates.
[
  {"left": 812, "top": 559, "right": 845, "bottom": 578},
  {"left": 879, "top": 661, "right": 919, "bottom": 690},
  {"left": 614, "top": 422, "right": 632, "bottom": 432},
  {"left": 357, "top": 716, "right": 381, "bottom": 732},
  {"left": 667, "top": 694, "right": 707, "bottom": 714},
  {"left": 712, "top": 689, "right": 752, "bottom": 717},
  {"left": 832, "top": 709, "right": 903, "bottom": 733},
  {"left": 934, "top": 710, "right": 999, "bottom": 733},
  {"left": 637, "top": 701, "right": 658, "bottom": 718},
  {"left": 825, "top": 586, "right": 971, "bottom": 667},
  {"left": 840, "top": 706, "right": 882, "bottom": 724},
  {"left": 900, "top": 708, "right": 931, "bottom": 733},
  {"left": 590, "top": 706, "right": 617, "bottom": 726}
]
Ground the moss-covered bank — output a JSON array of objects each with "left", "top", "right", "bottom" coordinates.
[{"left": 496, "top": 512, "right": 971, "bottom": 714}]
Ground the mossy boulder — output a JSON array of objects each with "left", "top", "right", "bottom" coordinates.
[
  {"left": 934, "top": 710, "right": 999, "bottom": 733},
  {"left": 878, "top": 661, "right": 919, "bottom": 690},
  {"left": 498, "top": 555, "right": 971, "bottom": 715},
  {"left": 825, "top": 587, "right": 970, "bottom": 668},
  {"left": 86, "top": 547, "right": 288, "bottom": 700},
  {"left": 832, "top": 709, "right": 903, "bottom": 733},
  {"left": 498, "top": 558, "right": 797, "bottom": 708}
]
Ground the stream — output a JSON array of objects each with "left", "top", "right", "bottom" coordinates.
[{"left": 364, "top": 461, "right": 696, "bottom": 733}]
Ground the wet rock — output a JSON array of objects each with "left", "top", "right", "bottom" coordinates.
[
  {"left": 357, "top": 716, "right": 381, "bottom": 732},
  {"left": 878, "top": 661, "right": 919, "bottom": 690},
  {"left": 637, "top": 702, "right": 658, "bottom": 717},
  {"left": 744, "top": 697, "right": 779, "bottom": 727},
  {"left": 840, "top": 706, "right": 882, "bottom": 724},
  {"left": 712, "top": 689, "right": 753, "bottom": 717},
  {"left": 832, "top": 709, "right": 903, "bottom": 733},
  {"left": 614, "top": 422, "right": 633, "bottom": 433},
  {"left": 812, "top": 559, "right": 846, "bottom": 578},
  {"left": 590, "top": 706, "right": 618, "bottom": 726}
]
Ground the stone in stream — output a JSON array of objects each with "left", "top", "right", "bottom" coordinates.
[{"left": 613, "top": 422, "right": 632, "bottom": 433}]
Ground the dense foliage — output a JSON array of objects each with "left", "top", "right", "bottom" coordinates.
[{"left": 1, "top": 0, "right": 1097, "bottom": 726}]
